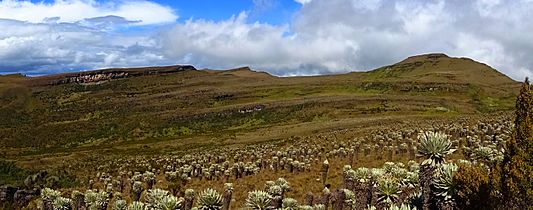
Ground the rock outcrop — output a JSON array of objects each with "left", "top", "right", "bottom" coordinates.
[{"left": 33, "top": 65, "right": 197, "bottom": 86}]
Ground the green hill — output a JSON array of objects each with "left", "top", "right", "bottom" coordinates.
[
  {"left": 0, "top": 54, "right": 520, "bottom": 156},
  {"left": 366, "top": 53, "right": 514, "bottom": 84}
]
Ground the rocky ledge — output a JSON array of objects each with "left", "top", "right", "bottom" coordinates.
[{"left": 36, "top": 65, "right": 197, "bottom": 85}]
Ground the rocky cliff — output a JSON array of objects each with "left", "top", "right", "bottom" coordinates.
[{"left": 34, "top": 65, "right": 197, "bottom": 86}]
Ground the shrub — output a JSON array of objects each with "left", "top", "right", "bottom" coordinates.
[
  {"left": 500, "top": 78, "right": 533, "bottom": 209},
  {"left": 453, "top": 163, "right": 491, "bottom": 210}
]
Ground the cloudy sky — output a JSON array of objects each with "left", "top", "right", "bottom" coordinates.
[{"left": 0, "top": 0, "right": 531, "bottom": 80}]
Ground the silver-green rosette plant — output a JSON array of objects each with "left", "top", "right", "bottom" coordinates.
[
  {"left": 160, "top": 195, "right": 183, "bottom": 210},
  {"left": 112, "top": 199, "right": 127, "bottom": 210},
  {"left": 376, "top": 179, "right": 401, "bottom": 204},
  {"left": 312, "top": 204, "right": 326, "bottom": 210},
  {"left": 41, "top": 188, "right": 61, "bottom": 201},
  {"left": 417, "top": 131, "right": 456, "bottom": 166},
  {"left": 53, "top": 197, "right": 72, "bottom": 210},
  {"left": 281, "top": 198, "right": 298, "bottom": 210},
  {"left": 434, "top": 163, "right": 458, "bottom": 201},
  {"left": 146, "top": 189, "right": 169, "bottom": 206},
  {"left": 128, "top": 201, "right": 146, "bottom": 210},
  {"left": 85, "top": 190, "right": 109, "bottom": 210},
  {"left": 245, "top": 190, "right": 272, "bottom": 210},
  {"left": 343, "top": 189, "right": 357, "bottom": 209},
  {"left": 197, "top": 188, "right": 223, "bottom": 210},
  {"left": 386, "top": 203, "right": 415, "bottom": 210}
]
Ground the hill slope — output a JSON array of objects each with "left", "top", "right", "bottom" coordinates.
[
  {"left": 0, "top": 54, "right": 520, "bottom": 156},
  {"left": 364, "top": 53, "right": 515, "bottom": 85}
]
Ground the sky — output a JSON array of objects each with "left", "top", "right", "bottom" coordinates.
[{"left": 0, "top": 0, "right": 532, "bottom": 81}]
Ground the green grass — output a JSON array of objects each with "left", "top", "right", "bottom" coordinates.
[
  {"left": 312, "top": 114, "right": 330, "bottom": 123},
  {"left": 468, "top": 85, "right": 516, "bottom": 113},
  {"left": 0, "top": 56, "right": 522, "bottom": 209},
  {"left": 422, "top": 106, "right": 459, "bottom": 116},
  {"left": 0, "top": 58, "right": 520, "bottom": 158},
  {"left": 0, "top": 159, "right": 32, "bottom": 186},
  {"left": 477, "top": 96, "right": 515, "bottom": 112}
]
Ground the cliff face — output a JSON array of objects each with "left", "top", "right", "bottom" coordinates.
[
  {"left": 34, "top": 65, "right": 197, "bottom": 86},
  {"left": 59, "top": 72, "right": 128, "bottom": 84}
]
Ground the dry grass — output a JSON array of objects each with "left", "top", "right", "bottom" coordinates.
[{"left": 0, "top": 54, "right": 521, "bottom": 208}]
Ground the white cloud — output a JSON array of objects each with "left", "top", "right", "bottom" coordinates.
[
  {"left": 0, "top": 0, "right": 532, "bottom": 81},
  {"left": 0, "top": 19, "right": 168, "bottom": 75},
  {"left": 294, "top": 0, "right": 313, "bottom": 5},
  {"left": 160, "top": 12, "right": 358, "bottom": 75},
  {"left": 158, "top": 0, "right": 532, "bottom": 80},
  {"left": 0, "top": 0, "right": 177, "bottom": 75},
  {"left": 0, "top": 0, "right": 177, "bottom": 25}
]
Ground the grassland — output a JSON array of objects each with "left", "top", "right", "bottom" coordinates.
[{"left": 0, "top": 53, "right": 520, "bottom": 189}]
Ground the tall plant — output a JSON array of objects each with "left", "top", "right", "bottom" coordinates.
[
  {"left": 500, "top": 78, "right": 533, "bottom": 209},
  {"left": 417, "top": 131, "right": 455, "bottom": 210}
]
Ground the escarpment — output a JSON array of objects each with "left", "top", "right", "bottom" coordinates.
[{"left": 31, "top": 65, "right": 197, "bottom": 86}]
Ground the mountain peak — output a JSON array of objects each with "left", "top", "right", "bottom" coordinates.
[
  {"left": 399, "top": 53, "right": 450, "bottom": 64},
  {"left": 218, "top": 66, "right": 273, "bottom": 78},
  {"left": 367, "top": 53, "right": 516, "bottom": 86}
]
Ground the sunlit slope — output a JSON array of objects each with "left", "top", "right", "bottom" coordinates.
[
  {"left": 0, "top": 55, "right": 520, "bottom": 151},
  {"left": 364, "top": 53, "right": 515, "bottom": 84}
]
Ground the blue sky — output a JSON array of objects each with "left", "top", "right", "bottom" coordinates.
[
  {"left": 30, "top": 0, "right": 302, "bottom": 28},
  {"left": 163, "top": 0, "right": 301, "bottom": 25},
  {"left": 0, "top": 0, "right": 532, "bottom": 80}
]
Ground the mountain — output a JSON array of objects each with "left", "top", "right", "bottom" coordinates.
[
  {"left": 364, "top": 53, "right": 515, "bottom": 85},
  {"left": 359, "top": 53, "right": 518, "bottom": 96},
  {"left": 0, "top": 54, "right": 520, "bottom": 155}
]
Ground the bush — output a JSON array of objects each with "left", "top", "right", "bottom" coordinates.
[
  {"left": 500, "top": 78, "right": 533, "bottom": 209},
  {"left": 453, "top": 163, "right": 492, "bottom": 210}
]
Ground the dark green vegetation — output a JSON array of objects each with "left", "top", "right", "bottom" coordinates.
[
  {"left": 451, "top": 79, "right": 533, "bottom": 210},
  {"left": 0, "top": 159, "right": 31, "bottom": 186},
  {"left": 0, "top": 53, "right": 520, "bottom": 185},
  {"left": 499, "top": 79, "right": 533, "bottom": 209}
]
